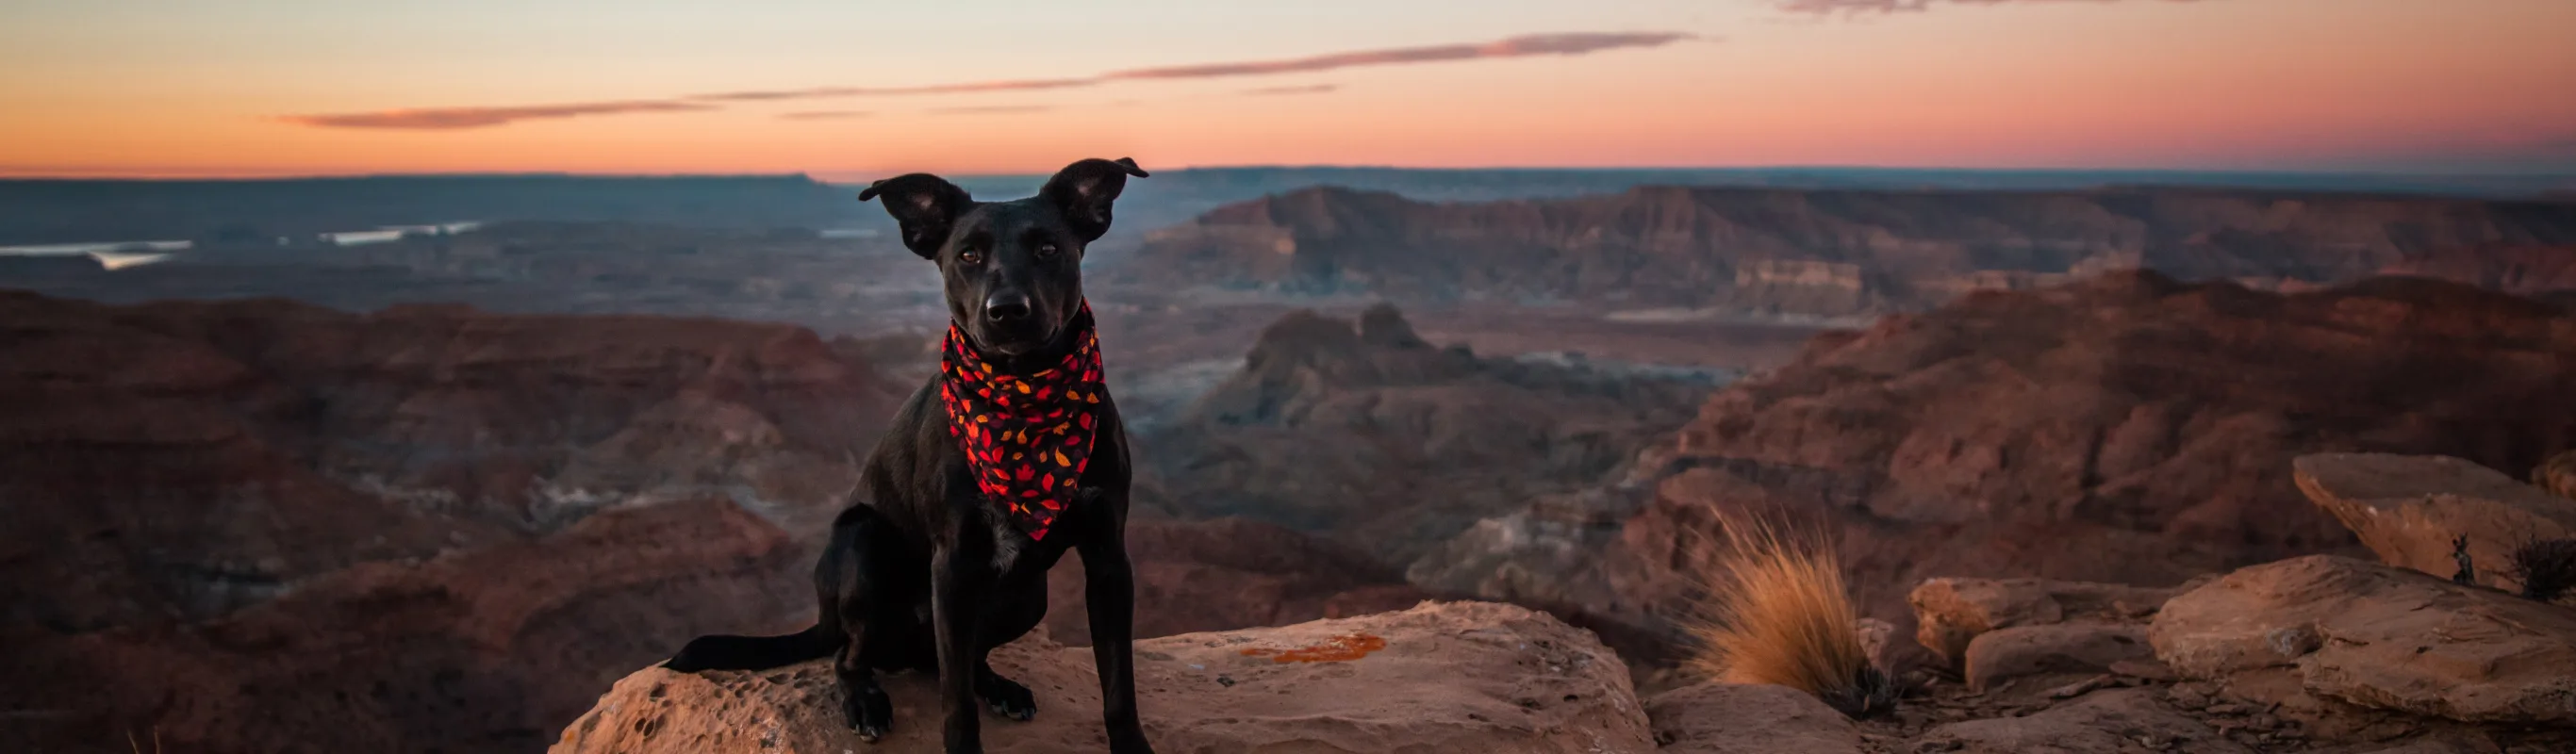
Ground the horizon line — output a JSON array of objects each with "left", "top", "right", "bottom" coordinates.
[{"left": 6, "top": 164, "right": 2575, "bottom": 183}]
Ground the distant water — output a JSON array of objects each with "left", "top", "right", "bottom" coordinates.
[{"left": 0, "top": 221, "right": 486, "bottom": 270}]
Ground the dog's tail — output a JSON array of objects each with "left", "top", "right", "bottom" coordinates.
[{"left": 662, "top": 624, "right": 840, "bottom": 672}]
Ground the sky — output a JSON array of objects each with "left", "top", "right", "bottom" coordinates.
[{"left": 1, "top": 0, "right": 2571, "bottom": 178}]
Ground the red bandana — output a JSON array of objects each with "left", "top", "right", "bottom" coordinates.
[{"left": 936, "top": 303, "right": 1105, "bottom": 541}]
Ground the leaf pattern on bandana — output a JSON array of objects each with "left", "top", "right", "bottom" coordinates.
[{"left": 936, "top": 303, "right": 1105, "bottom": 541}]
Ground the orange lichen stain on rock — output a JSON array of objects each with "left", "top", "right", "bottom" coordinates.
[{"left": 1237, "top": 632, "right": 1388, "bottom": 664}]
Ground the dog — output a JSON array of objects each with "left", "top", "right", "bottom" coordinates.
[{"left": 665, "top": 156, "right": 1155, "bottom": 754}]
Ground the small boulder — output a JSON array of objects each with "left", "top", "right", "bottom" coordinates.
[
  {"left": 2293, "top": 452, "right": 2576, "bottom": 592},
  {"left": 1961, "top": 623, "right": 2155, "bottom": 693},
  {"left": 551, "top": 601, "right": 1655, "bottom": 754},
  {"left": 2537, "top": 448, "right": 2576, "bottom": 500},
  {"left": 1915, "top": 688, "right": 2251, "bottom": 754},
  {"left": 2150, "top": 555, "right": 2576, "bottom": 726},
  {"left": 1909, "top": 577, "right": 2182, "bottom": 664},
  {"left": 1644, "top": 682, "right": 1867, "bottom": 754}
]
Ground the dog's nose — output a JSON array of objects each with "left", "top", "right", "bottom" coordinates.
[{"left": 983, "top": 291, "right": 1032, "bottom": 322}]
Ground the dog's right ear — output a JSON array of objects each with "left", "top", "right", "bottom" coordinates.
[{"left": 858, "top": 173, "right": 973, "bottom": 259}]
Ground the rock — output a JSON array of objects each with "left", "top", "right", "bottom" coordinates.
[
  {"left": 1126, "top": 185, "right": 2576, "bottom": 319},
  {"left": 2534, "top": 449, "right": 2576, "bottom": 500},
  {"left": 1542, "top": 272, "right": 2576, "bottom": 642},
  {"left": 1148, "top": 305, "right": 1710, "bottom": 566},
  {"left": 2150, "top": 555, "right": 2576, "bottom": 726},
  {"left": 1044, "top": 516, "right": 1432, "bottom": 645},
  {"left": 1644, "top": 682, "right": 1866, "bottom": 754},
  {"left": 2294, "top": 453, "right": 2576, "bottom": 592},
  {"left": 1961, "top": 623, "right": 2155, "bottom": 693},
  {"left": 1915, "top": 688, "right": 2252, "bottom": 754},
  {"left": 551, "top": 601, "right": 1656, "bottom": 754},
  {"left": 2347, "top": 734, "right": 2506, "bottom": 754},
  {"left": 1909, "top": 577, "right": 2182, "bottom": 664}
]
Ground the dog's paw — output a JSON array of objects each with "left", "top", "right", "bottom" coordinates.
[
  {"left": 978, "top": 674, "right": 1037, "bottom": 722},
  {"left": 842, "top": 682, "right": 894, "bottom": 742}
]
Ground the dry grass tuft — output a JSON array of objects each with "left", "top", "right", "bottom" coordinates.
[{"left": 1679, "top": 513, "right": 1895, "bottom": 718}]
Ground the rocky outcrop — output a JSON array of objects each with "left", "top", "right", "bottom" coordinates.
[
  {"left": 2292, "top": 453, "right": 2576, "bottom": 592},
  {"left": 1909, "top": 577, "right": 2184, "bottom": 665},
  {"left": 1420, "top": 272, "right": 2576, "bottom": 646},
  {"left": 2151, "top": 555, "right": 2576, "bottom": 727},
  {"left": 1916, "top": 688, "right": 2252, "bottom": 754},
  {"left": 1141, "top": 303, "right": 1716, "bottom": 566},
  {"left": 1122, "top": 185, "right": 2576, "bottom": 317},
  {"left": 550, "top": 601, "right": 1654, "bottom": 754},
  {"left": 1644, "top": 682, "right": 1867, "bottom": 754},
  {"left": 2536, "top": 449, "right": 2576, "bottom": 500}
]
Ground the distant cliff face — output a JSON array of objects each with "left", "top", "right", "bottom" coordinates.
[
  {"left": 1412, "top": 272, "right": 2576, "bottom": 635},
  {"left": 1138, "top": 303, "right": 1724, "bottom": 567},
  {"left": 1122, "top": 186, "right": 2576, "bottom": 316},
  {"left": 2379, "top": 244, "right": 2576, "bottom": 296}
]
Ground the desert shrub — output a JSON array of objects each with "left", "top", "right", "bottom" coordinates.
[
  {"left": 1680, "top": 515, "right": 1895, "bottom": 718},
  {"left": 2508, "top": 538, "right": 2576, "bottom": 603}
]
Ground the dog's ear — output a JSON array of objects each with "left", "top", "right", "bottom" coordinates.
[
  {"left": 859, "top": 173, "right": 973, "bottom": 259},
  {"left": 1040, "top": 157, "right": 1149, "bottom": 242}
]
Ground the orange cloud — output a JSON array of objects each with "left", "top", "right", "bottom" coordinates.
[
  {"left": 276, "top": 99, "right": 714, "bottom": 129},
  {"left": 1105, "top": 32, "right": 1693, "bottom": 79},
  {"left": 1242, "top": 84, "right": 1340, "bottom": 96},
  {"left": 278, "top": 31, "right": 1691, "bottom": 130}
]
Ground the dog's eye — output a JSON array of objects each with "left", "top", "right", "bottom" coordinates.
[
  {"left": 958, "top": 249, "right": 984, "bottom": 266},
  {"left": 1035, "top": 243, "right": 1059, "bottom": 259}
]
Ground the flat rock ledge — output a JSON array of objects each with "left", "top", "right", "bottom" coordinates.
[{"left": 551, "top": 600, "right": 1655, "bottom": 754}]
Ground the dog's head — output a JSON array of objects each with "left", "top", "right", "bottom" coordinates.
[{"left": 859, "top": 157, "right": 1148, "bottom": 358}]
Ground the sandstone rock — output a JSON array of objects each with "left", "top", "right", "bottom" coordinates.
[
  {"left": 1961, "top": 623, "right": 2155, "bottom": 693},
  {"left": 1644, "top": 682, "right": 1866, "bottom": 754},
  {"left": 2294, "top": 453, "right": 2576, "bottom": 592},
  {"left": 2151, "top": 555, "right": 2576, "bottom": 726},
  {"left": 1915, "top": 688, "right": 2252, "bottom": 754},
  {"left": 2535, "top": 449, "right": 2576, "bottom": 500},
  {"left": 552, "top": 601, "right": 1655, "bottom": 754},
  {"left": 1909, "top": 576, "right": 2181, "bottom": 664}
]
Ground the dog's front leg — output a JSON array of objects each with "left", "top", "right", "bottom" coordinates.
[
  {"left": 1079, "top": 515, "right": 1155, "bottom": 753},
  {"left": 932, "top": 545, "right": 985, "bottom": 754}
]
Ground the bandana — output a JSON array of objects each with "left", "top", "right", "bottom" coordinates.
[{"left": 936, "top": 302, "right": 1105, "bottom": 541}]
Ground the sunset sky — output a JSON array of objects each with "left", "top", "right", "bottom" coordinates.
[{"left": 3, "top": 0, "right": 2571, "bottom": 178}]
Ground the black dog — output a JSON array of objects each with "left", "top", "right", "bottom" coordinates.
[{"left": 666, "top": 157, "right": 1155, "bottom": 754}]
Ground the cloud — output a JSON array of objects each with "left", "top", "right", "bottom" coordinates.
[
  {"left": 778, "top": 110, "right": 872, "bottom": 121},
  {"left": 281, "top": 31, "right": 1691, "bottom": 130},
  {"left": 1242, "top": 84, "right": 1340, "bottom": 96},
  {"left": 929, "top": 105, "right": 1054, "bottom": 115},
  {"left": 1103, "top": 32, "right": 1693, "bottom": 80},
  {"left": 1778, "top": 0, "right": 2202, "bottom": 13},
  {"left": 690, "top": 78, "right": 1098, "bottom": 102},
  {"left": 277, "top": 99, "right": 714, "bottom": 130}
]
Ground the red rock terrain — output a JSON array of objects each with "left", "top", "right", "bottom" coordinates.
[
  {"left": 0, "top": 291, "right": 1471, "bottom": 752},
  {"left": 1137, "top": 303, "right": 1723, "bottom": 566},
  {"left": 1415, "top": 272, "right": 2576, "bottom": 645},
  {"left": 1123, "top": 185, "right": 2576, "bottom": 316}
]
